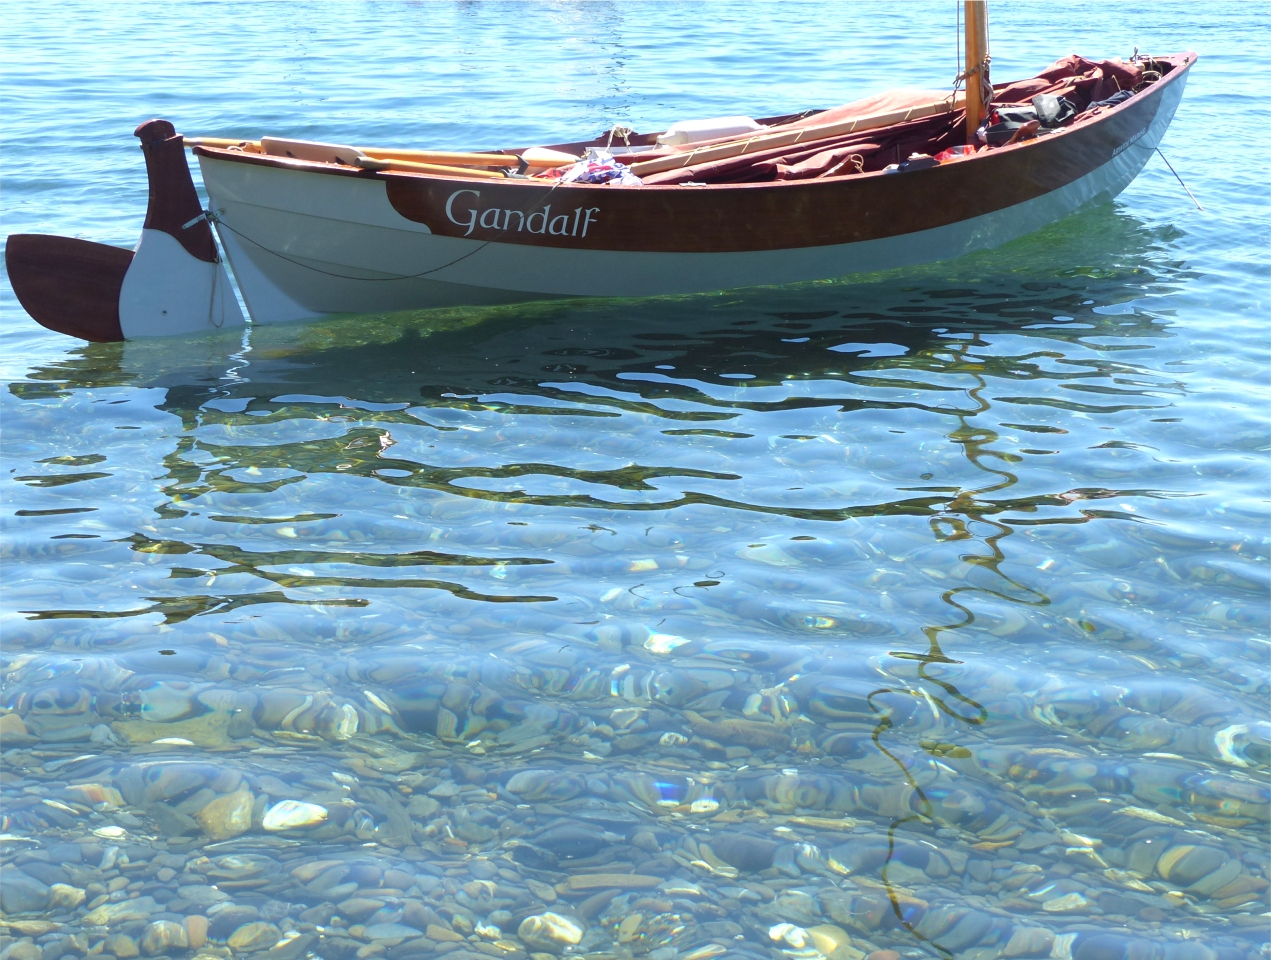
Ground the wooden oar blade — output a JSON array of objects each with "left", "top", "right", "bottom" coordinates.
[{"left": 5, "top": 234, "right": 132, "bottom": 342}]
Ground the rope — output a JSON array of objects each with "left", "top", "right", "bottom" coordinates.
[
  {"left": 951, "top": 4, "right": 992, "bottom": 115},
  {"left": 184, "top": 210, "right": 227, "bottom": 328},
  {"left": 202, "top": 178, "right": 566, "bottom": 284},
  {"left": 209, "top": 254, "right": 223, "bottom": 328},
  {"left": 953, "top": 54, "right": 993, "bottom": 108},
  {"left": 1155, "top": 147, "right": 1203, "bottom": 211},
  {"left": 604, "top": 124, "right": 634, "bottom": 149}
]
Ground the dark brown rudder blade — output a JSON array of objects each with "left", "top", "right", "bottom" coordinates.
[
  {"left": 134, "top": 118, "right": 217, "bottom": 263},
  {"left": 4, "top": 235, "right": 131, "bottom": 342},
  {"left": 3, "top": 117, "right": 219, "bottom": 342}
]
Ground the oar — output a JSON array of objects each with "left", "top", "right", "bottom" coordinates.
[
  {"left": 353, "top": 156, "right": 508, "bottom": 179},
  {"left": 629, "top": 94, "right": 966, "bottom": 178},
  {"left": 361, "top": 148, "right": 518, "bottom": 166},
  {"left": 186, "top": 138, "right": 580, "bottom": 170},
  {"left": 360, "top": 146, "right": 583, "bottom": 170}
]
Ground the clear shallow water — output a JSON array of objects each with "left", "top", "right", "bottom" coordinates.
[{"left": 1, "top": 4, "right": 1268, "bottom": 960}]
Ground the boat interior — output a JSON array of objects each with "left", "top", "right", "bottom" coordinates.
[
  {"left": 193, "top": 54, "right": 1181, "bottom": 188},
  {"left": 551, "top": 54, "right": 1176, "bottom": 185}
]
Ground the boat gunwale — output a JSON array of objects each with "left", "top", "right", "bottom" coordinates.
[{"left": 190, "top": 52, "right": 1195, "bottom": 195}]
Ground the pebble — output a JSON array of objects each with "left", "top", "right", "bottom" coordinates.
[
  {"left": 140, "top": 920, "right": 188, "bottom": 956},
  {"left": 64, "top": 783, "right": 123, "bottom": 807},
  {"left": 47, "top": 883, "right": 86, "bottom": 910},
  {"left": 209, "top": 905, "right": 260, "bottom": 940},
  {"left": 5, "top": 921, "right": 58, "bottom": 937},
  {"left": 710, "top": 834, "right": 778, "bottom": 873},
  {"left": 524, "top": 879, "right": 557, "bottom": 903},
  {"left": 262, "top": 799, "right": 328, "bottom": 831},
  {"left": 644, "top": 633, "right": 690, "bottom": 654},
  {"left": 365, "top": 923, "right": 425, "bottom": 941},
  {"left": 83, "top": 897, "right": 159, "bottom": 926},
  {"left": 177, "top": 883, "right": 229, "bottom": 906},
  {"left": 0, "top": 870, "right": 48, "bottom": 914},
  {"left": 194, "top": 787, "right": 254, "bottom": 839},
  {"left": 617, "top": 914, "right": 643, "bottom": 943},
  {"left": 228, "top": 921, "right": 283, "bottom": 952},
  {"left": 683, "top": 946, "right": 727, "bottom": 960},
  {"left": 1002, "top": 927, "right": 1055, "bottom": 957},
  {"left": 184, "top": 915, "right": 209, "bottom": 949},
  {"left": 565, "top": 873, "right": 661, "bottom": 891},
  {"left": 1, "top": 944, "right": 42, "bottom": 960},
  {"left": 807, "top": 924, "right": 860, "bottom": 960},
  {"left": 103, "top": 934, "right": 140, "bottom": 958},
  {"left": 427, "top": 924, "right": 465, "bottom": 943},
  {"left": 517, "top": 913, "right": 584, "bottom": 951},
  {"left": 1041, "top": 892, "right": 1090, "bottom": 913},
  {"left": 407, "top": 795, "right": 441, "bottom": 817}
]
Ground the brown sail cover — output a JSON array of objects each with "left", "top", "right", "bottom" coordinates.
[{"left": 992, "top": 55, "right": 1143, "bottom": 107}]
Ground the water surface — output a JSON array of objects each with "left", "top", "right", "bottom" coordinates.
[{"left": 1, "top": 4, "right": 1268, "bottom": 960}]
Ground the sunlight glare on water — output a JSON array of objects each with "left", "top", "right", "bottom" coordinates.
[{"left": 1, "top": 4, "right": 1268, "bottom": 960}]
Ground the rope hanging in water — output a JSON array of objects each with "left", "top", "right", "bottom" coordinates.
[{"left": 1155, "top": 147, "right": 1203, "bottom": 211}]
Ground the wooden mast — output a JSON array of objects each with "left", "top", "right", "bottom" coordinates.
[{"left": 964, "top": 1, "right": 990, "bottom": 140}]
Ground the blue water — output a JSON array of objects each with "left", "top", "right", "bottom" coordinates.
[{"left": 1, "top": 4, "right": 1268, "bottom": 960}]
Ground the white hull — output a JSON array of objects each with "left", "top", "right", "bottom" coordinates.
[{"left": 197, "top": 73, "right": 1182, "bottom": 325}]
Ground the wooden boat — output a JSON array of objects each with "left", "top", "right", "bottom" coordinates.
[{"left": 5, "top": 4, "right": 1195, "bottom": 342}]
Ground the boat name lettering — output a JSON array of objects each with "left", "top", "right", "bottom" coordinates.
[
  {"left": 445, "top": 189, "right": 600, "bottom": 238},
  {"left": 1112, "top": 127, "right": 1148, "bottom": 157}
]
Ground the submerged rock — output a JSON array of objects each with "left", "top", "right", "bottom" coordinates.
[
  {"left": 195, "top": 787, "right": 254, "bottom": 839},
  {"left": 83, "top": 896, "right": 160, "bottom": 926},
  {"left": 47, "top": 882, "right": 86, "bottom": 910},
  {"left": 227, "top": 921, "right": 282, "bottom": 952},
  {"left": 519, "top": 912, "right": 584, "bottom": 952},
  {"left": 103, "top": 934, "right": 140, "bottom": 958},
  {"left": 262, "top": 799, "right": 327, "bottom": 831},
  {"left": 140, "top": 920, "right": 188, "bottom": 956},
  {"left": 0, "top": 869, "right": 48, "bottom": 914}
]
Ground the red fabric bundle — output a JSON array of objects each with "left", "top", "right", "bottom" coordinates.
[{"left": 991, "top": 55, "right": 1142, "bottom": 110}]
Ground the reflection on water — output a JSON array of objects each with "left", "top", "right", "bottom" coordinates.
[{"left": 2, "top": 210, "right": 1267, "bottom": 960}]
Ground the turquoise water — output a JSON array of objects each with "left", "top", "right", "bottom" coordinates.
[{"left": 1, "top": 4, "right": 1268, "bottom": 960}]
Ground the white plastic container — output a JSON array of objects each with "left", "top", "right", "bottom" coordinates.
[{"left": 655, "top": 116, "right": 767, "bottom": 147}]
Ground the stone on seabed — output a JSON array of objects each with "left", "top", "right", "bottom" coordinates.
[
  {"left": 83, "top": 896, "right": 159, "bottom": 926},
  {"left": 365, "top": 922, "right": 424, "bottom": 941},
  {"left": 227, "top": 921, "right": 283, "bottom": 952},
  {"left": 808, "top": 924, "right": 864, "bottom": 960},
  {"left": 48, "top": 882, "right": 86, "bottom": 909},
  {"left": 261, "top": 799, "right": 328, "bottom": 830},
  {"left": 140, "top": 920, "right": 188, "bottom": 956},
  {"left": 184, "top": 915, "right": 209, "bottom": 949},
  {"left": 103, "top": 934, "right": 140, "bottom": 958},
  {"left": 518, "top": 913, "right": 584, "bottom": 951},
  {"left": 427, "top": 923, "right": 465, "bottom": 942},
  {"left": 1002, "top": 926, "right": 1055, "bottom": 957},
  {"left": 1042, "top": 892, "right": 1090, "bottom": 913},
  {"left": 195, "top": 787, "right": 254, "bottom": 839},
  {"left": 0, "top": 870, "right": 48, "bottom": 914}
]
